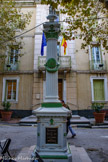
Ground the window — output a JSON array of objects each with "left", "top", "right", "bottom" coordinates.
[
  {"left": 57, "top": 42, "right": 60, "bottom": 57},
  {"left": 6, "top": 80, "right": 16, "bottom": 100},
  {"left": 93, "top": 80, "right": 104, "bottom": 101},
  {"left": 2, "top": 77, "right": 19, "bottom": 102},
  {"left": 91, "top": 46, "right": 101, "bottom": 63},
  {"left": 10, "top": 48, "right": 18, "bottom": 64},
  {"left": 89, "top": 44, "right": 105, "bottom": 70},
  {"left": 9, "top": 47, "right": 19, "bottom": 64},
  {"left": 5, "top": 45, "right": 19, "bottom": 71},
  {"left": 90, "top": 77, "right": 108, "bottom": 102}
]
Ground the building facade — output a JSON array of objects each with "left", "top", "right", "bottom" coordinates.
[{"left": 0, "top": 0, "right": 108, "bottom": 118}]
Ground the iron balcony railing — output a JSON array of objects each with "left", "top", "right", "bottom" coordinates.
[
  {"left": 38, "top": 56, "right": 71, "bottom": 70},
  {"left": 90, "top": 60, "right": 107, "bottom": 71},
  {"left": 4, "top": 62, "right": 19, "bottom": 71}
]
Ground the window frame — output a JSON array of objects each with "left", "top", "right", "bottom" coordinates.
[
  {"left": 2, "top": 77, "right": 20, "bottom": 102},
  {"left": 9, "top": 48, "right": 19, "bottom": 64},
  {"left": 57, "top": 41, "right": 61, "bottom": 57},
  {"left": 89, "top": 43, "right": 103, "bottom": 61},
  {"left": 90, "top": 76, "right": 108, "bottom": 102},
  {"left": 91, "top": 46, "right": 101, "bottom": 63}
]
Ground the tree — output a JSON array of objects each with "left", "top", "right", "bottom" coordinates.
[
  {"left": 99, "top": 0, "right": 108, "bottom": 9},
  {"left": 41, "top": 0, "right": 108, "bottom": 51},
  {"left": 0, "top": 0, "right": 32, "bottom": 60}
]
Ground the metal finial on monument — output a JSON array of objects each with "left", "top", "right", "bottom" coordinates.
[
  {"left": 47, "top": 5, "right": 57, "bottom": 22},
  {"left": 49, "top": 5, "right": 55, "bottom": 15}
]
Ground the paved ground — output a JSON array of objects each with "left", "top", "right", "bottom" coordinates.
[
  {"left": 0, "top": 124, "right": 108, "bottom": 162},
  {"left": 68, "top": 127, "right": 108, "bottom": 162}
]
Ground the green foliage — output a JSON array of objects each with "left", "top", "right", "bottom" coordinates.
[
  {"left": 41, "top": 0, "right": 108, "bottom": 51},
  {"left": 91, "top": 102, "right": 104, "bottom": 113},
  {"left": 1, "top": 101, "right": 11, "bottom": 111},
  {"left": 0, "top": 0, "right": 32, "bottom": 58}
]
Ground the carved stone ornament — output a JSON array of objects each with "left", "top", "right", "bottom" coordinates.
[
  {"left": 45, "top": 58, "right": 59, "bottom": 72},
  {"left": 44, "top": 24, "right": 60, "bottom": 40}
]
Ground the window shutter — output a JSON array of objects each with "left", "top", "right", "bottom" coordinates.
[{"left": 93, "top": 80, "right": 105, "bottom": 101}]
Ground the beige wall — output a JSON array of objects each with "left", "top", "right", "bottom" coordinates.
[
  {"left": 75, "top": 39, "right": 89, "bottom": 71},
  {"left": 19, "top": 7, "right": 36, "bottom": 71},
  {"left": 20, "top": 7, "right": 36, "bottom": 35},
  {"left": 66, "top": 72, "right": 78, "bottom": 110},
  {"left": 66, "top": 72, "right": 91, "bottom": 110},
  {"left": 19, "top": 37, "right": 34, "bottom": 71},
  {"left": 32, "top": 72, "right": 43, "bottom": 109},
  {"left": 17, "top": 74, "right": 33, "bottom": 110},
  {"left": 0, "top": 74, "right": 33, "bottom": 110},
  {"left": 77, "top": 73, "right": 91, "bottom": 110}
]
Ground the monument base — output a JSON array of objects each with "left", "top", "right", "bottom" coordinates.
[{"left": 32, "top": 106, "right": 72, "bottom": 162}]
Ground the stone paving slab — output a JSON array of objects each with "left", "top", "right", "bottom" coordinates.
[
  {"left": 70, "top": 145, "right": 82, "bottom": 162},
  {"left": 92, "top": 125, "right": 108, "bottom": 128},
  {"left": 76, "top": 147, "right": 92, "bottom": 162},
  {"left": 16, "top": 145, "right": 92, "bottom": 162}
]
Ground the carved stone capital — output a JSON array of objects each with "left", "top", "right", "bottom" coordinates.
[{"left": 43, "top": 23, "right": 60, "bottom": 40}]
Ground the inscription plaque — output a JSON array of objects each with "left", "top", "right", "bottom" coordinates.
[{"left": 46, "top": 128, "right": 58, "bottom": 144}]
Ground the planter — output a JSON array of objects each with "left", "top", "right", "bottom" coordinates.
[
  {"left": 93, "top": 112, "right": 106, "bottom": 123},
  {"left": 1, "top": 111, "right": 13, "bottom": 121}
]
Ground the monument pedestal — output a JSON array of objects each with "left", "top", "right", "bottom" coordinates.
[{"left": 32, "top": 106, "right": 72, "bottom": 162}]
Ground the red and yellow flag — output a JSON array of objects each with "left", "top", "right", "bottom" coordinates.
[{"left": 61, "top": 37, "right": 67, "bottom": 55}]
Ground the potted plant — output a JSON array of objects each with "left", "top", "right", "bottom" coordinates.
[
  {"left": 92, "top": 102, "right": 106, "bottom": 123},
  {"left": 1, "top": 101, "right": 12, "bottom": 121}
]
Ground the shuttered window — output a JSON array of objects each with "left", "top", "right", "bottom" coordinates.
[
  {"left": 93, "top": 79, "right": 105, "bottom": 101},
  {"left": 10, "top": 48, "right": 18, "bottom": 64},
  {"left": 2, "top": 77, "right": 19, "bottom": 102},
  {"left": 6, "top": 80, "right": 16, "bottom": 101},
  {"left": 92, "top": 46, "right": 101, "bottom": 63}
]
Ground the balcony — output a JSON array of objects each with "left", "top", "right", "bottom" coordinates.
[
  {"left": 90, "top": 60, "right": 107, "bottom": 71},
  {"left": 38, "top": 56, "right": 71, "bottom": 71},
  {"left": 4, "top": 63, "right": 19, "bottom": 71}
]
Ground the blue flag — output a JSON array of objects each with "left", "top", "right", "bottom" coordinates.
[{"left": 41, "top": 32, "right": 47, "bottom": 56}]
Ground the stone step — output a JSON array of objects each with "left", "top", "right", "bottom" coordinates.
[
  {"left": 16, "top": 145, "right": 92, "bottom": 162},
  {"left": 70, "top": 117, "right": 90, "bottom": 124},
  {"left": 19, "top": 115, "right": 91, "bottom": 127},
  {"left": 70, "top": 116, "right": 91, "bottom": 128},
  {"left": 72, "top": 115, "right": 80, "bottom": 119}
]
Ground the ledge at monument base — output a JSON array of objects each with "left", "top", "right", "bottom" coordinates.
[{"left": 31, "top": 145, "right": 72, "bottom": 162}]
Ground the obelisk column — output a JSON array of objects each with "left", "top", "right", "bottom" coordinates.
[{"left": 43, "top": 6, "right": 60, "bottom": 104}]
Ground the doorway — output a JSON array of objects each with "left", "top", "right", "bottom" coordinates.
[{"left": 58, "top": 79, "right": 63, "bottom": 101}]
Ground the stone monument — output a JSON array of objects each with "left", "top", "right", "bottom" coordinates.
[{"left": 32, "top": 6, "right": 72, "bottom": 162}]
